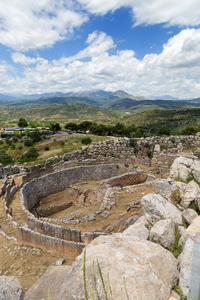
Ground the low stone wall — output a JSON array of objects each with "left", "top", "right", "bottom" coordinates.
[
  {"left": 22, "top": 164, "right": 119, "bottom": 210},
  {"left": 27, "top": 216, "right": 81, "bottom": 242},
  {"left": 36, "top": 201, "right": 73, "bottom": 217},
  {"left": 101, "top": 171, "right": 147, "bottom": 187},
  {"left": 14, "top": 222, "right": 84, "bottom": 259}
]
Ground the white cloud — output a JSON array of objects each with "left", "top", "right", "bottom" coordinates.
[
  {"left": 0, "top": 0, "right": 88, "bottom": 51},
  {"left": 55, "top": 31, "right": 116, "bottom": 65},
  {"left": 2, "top": 29, "right": 200, "bottom": 98},
  {"left": 11, "top": 52, "right": 47, "bottom": 65},
  {"left": 77, "top": 0, "right": 200, "bottom": 26}
]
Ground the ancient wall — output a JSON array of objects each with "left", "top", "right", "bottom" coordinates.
[
  {"left": 27, "top": 216, "right": 81, "bottom": 242},
  {"left": 14, "top": 222, "right": 84, "bottom": 259},
  {"left": 22, "top": 164, "right": 119, "bottom": 210}
]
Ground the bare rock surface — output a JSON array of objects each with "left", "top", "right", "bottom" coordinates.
[
  {"left": 150, "top": 219, "right": 175, "bottom": 249},
  {"left": 156, "top": 179, "right": 177, "bottom": 201},
  {"left": 0, "top": 276, "right": 25, "bottom": 300},
  {"left": 58, "top": 234, "right": 178, "bottom": 300},
  {"left": 179, "top": 238, "right": 195, "bottom": 296},
  {"left": 123, "top": 215, "right": 149, "bottom": 239},
  {"left": 182, "top": 208, "right": 198, "bottom": 225},
  {"left": 141, "top": 193, "right": 182, "bottom": 224},
  {"left": 185, "top": 216, "right": 200, "bottom": 240},
  {"left": 177, "top": 180, "right": 200, "bottom": 208},
  {"left": 25, "top": 266, "right": 70, "bottom": 300},
  {"left": 170, "top": 156, "right": 200, "bottom": 182}
]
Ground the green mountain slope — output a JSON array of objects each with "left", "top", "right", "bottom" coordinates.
[{"left": 120, "top": 107, "right": 200, "bottom": 134}]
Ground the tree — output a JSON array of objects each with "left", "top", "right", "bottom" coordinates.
[
  {"left": 157, "top": 126, "right": 170, "bottom": 136},
  {"left": 180, "top": 126, "right": 196, "bottom": 136},
  {"left": 18, "top": 118, "right": 28, "bottom": 127},
  {"left": 49, "top": 123, "right": 61, "bottom": 133},
  {"left": 29, "top": 129, "right": 41, "bottom": 143}
]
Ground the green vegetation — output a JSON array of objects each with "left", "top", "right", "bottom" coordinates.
[
  {"left": 157, "top": 125, "right": 170, "bottom": 136},
  {"left": 17, "top": 118, "right": 28, "bottom": 127},
  {"left": 174, "top": 284, "right": 187, "bottom": 300},
  {"left": 49, "top": 123, "right": 61, "bottom": 133},
  {"left": 171, "top": 189, "right": 181, "bottom": 206},
  {"left": 188, "top": 201, "right": 200, "bottom": 214},
  {"left": 44, "top": 146, "right": 50, "bottom": 151},
  {"left": 170, "top": 224, "right": 182, "bottom": 258},
  {"left": 19, "top": 147, "right": 39, "bottom": 163},
  {"left": 0, "top": 149, "right": 13, "bottom": 166},
  {"left": 81, "top": 137, "right": 92, "bottom": 145}
]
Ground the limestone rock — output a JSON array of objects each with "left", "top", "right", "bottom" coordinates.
[
  {"left": 141, "top": 193, "right": 182, "bottom": 224},
  {"left": 150, "top": 219, "right": 175, "bottom": 249},
  {"left": 179, "top": 238, "right": 195, "bottom": 296},
  {"left": 170, "top": 156, "right": 200, "bottom": 182},
  {"left": 0, "top": 276, "right": 25, "bottom": 300},
  {"left": 168, "top": 290, "right": 180, "bottom": 300},
  {"left": 58, "top": 234, "right": 178, "bottom": 300},
  {"left": 182, "top": 208, "right": 198, "bottom": 225},
  {"left": 178, "top": 180, "right": 200, "bottom": 208},
  {"left": 156, "top": 179, "right": 177, "bottom": 201},
  {"left": 185, "top": 216, "right": 200, "bottom": 241},
  {"left": 123, "top": 215, "right": 149, "bottom": 239}
]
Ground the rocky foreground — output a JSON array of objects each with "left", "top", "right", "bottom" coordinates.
[{"left": 1, "top": 155, "right": 200, "bottom": 299}]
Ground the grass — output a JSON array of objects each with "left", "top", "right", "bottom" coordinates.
[{"left": 170, "top": 224, "right": 182, "bottom": 258}]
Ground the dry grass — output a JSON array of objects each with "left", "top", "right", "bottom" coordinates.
[{"left": 0, "top": 236, "right": 67, "bottom": 291}]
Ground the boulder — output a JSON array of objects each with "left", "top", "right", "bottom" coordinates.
[
  {"left": 185, "top": 216, "right": 200, "bottom": 241},
  {"left": 150, "top": 219, "right": 175, "bottom": 249},
  {"left": 123, "top": 215, "right": 149, "bottom": 239},
  {"left": 182, "top": 208, "right": 198, "bottom": 225},
  {"left": 0, "top": 276, "right": 25, "bottom": 300},
  {"left": 170, "top": 156, "right": 200, "bottom": 182},
  {"left": 58, "top": 234, "right": 178, "bottom": 300},
  {"left": 179, "top": 238, "right": 195, "bottom": 296},
  {"left": 155, "top": 179, "right": 177, "bottom": 201},
  {"left": 177, "top": 180, "right": 200, "bottom": 208},
  {"left": 141, "top": 194, "right": 182, "bottom": 225}
]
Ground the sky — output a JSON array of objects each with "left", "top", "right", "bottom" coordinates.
[{"left": 0, "top": 0, "right": 200, "bottom": 99}]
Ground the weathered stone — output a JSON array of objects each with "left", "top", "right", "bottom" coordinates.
[
  {"left": 0, "top": 276, "right": 25, "bottom": 300},
  {"left": 179, "top": 238, "right": 195, "bottom": 296},
  {"left": 178, "top": 180, "right": 200, "bottom": 208},
  {"left": 182, "top": 208, "right": 198, "bottom": 225},
  {"left": 123, "top": 215, "right": 149, "bottom": 239},
  {"left": 150, "top": 219, "right": 175, "bottom": 249},
  {"left": 185, "top": 216, "right": 200, "bottom": 241},
  {"left": 170, "top": 156, "right": 200, "bottom": 182},
  {"left": 54, "top": 258, "right": 65, "bottom": 266},
  {"left": 155, "top": 179, "right": 177, "bottom": 201},
  {"left": 100, "top": 211, "right": 111, "bottom": 218},
  {"left": 59, "top": 234, "right": 178, "bottom": 300},
  {"left": 141, "top": 193, "right": 182, "bottom": 224}
]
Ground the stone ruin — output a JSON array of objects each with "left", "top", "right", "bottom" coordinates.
[{"left": 1, "top": 134, "right": 200, "bottom": 299}]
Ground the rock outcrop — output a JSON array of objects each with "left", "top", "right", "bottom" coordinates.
[
  {"left": 150, "top": 219, "right": 175, "bottom": 249},
  {"left": 59, "top": 234, "right": 178, "bottom": 300},
  {"left": 0, "top": 276, "right": 25, "bottom": 300},
  {"left": 141, "top": 193, "right": 182, "bottom": 224}
]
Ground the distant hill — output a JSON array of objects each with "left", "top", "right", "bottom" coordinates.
[{"left": 120, "top": 107, "right": 200, "bottom": 134}]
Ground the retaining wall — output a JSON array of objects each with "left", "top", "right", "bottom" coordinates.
[
  {"left": 27, "top": 216, "right": 81, "bottom": 242},
  {"left": 22, "top": 164, "right": 118, "bottom": 210},
  {"left": 14, "top": 222, "right": 84, "bottom": 259}
]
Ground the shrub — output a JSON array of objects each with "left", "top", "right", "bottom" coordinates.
[
  {"left": 180, "top": 126, "right": 196, "bottom": 136},
  {"left": 24, "top": 139, "right": 34, "bottom": 147},
  {"left": 129, "top": 138, "right": 137, "bottom": 147},
  {"left": 81, "top": 137, "right": 92, "bottom": 145},
  {"left": 0, "top": 149, "right": 14, "bottom": 166},
  {"left": 157, "top": 126, "right": 170, "bottom": 136},
  {"left": 0, "top": 140, "right": 3, "bottom": 145},
  {"left": 18, "top": 145, "right": 23, "bottom": 150},
  {"left": 12, "top": 136, "right": 18, "bottom": 143},
  {"left": 19, "top": 147, "right": 39, "bottom": 163},
  {"left": 146, "top": 150, "right": 152, "bottom": 158},
  {"left": 44, "top": 146, "right": 50, "bottom": 151},
  {"left": 60, "top": 141, "right": 65, "bottom": 147}
]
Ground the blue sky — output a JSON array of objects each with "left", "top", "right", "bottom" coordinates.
[{"left": 0, "top": 0, "right": 200, "bottom": 98}]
